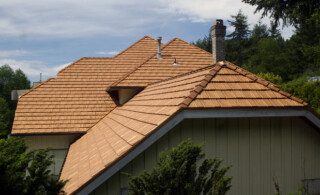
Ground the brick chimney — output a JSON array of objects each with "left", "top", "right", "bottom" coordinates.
[{"left": 211, "top": 19, "right": 226, "bottom": 63}]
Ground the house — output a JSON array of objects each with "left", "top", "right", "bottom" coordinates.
[{"left": 11, "top": 20, "right": 320, "bottom": 195}]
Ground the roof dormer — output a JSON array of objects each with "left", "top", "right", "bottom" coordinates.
[{"left": 107, "top": 86, "right": 144, "bottom": 106}]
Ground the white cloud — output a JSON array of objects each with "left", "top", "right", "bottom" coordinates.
[
  {"left": 0, "top": 50, "right": 30, "bottom": 58},
  {"left": 96, "top": 51, "right": 119, "bottom": 56},
  {"left": 52, "top": 62, "right": 71, "bottom": 73},
  {"left": 0, "top": 58, "right": 70, "bottom": 82},
  {"left": 162, "top": 0, "right": 252, "bottom": 22},
  {"left": 0, "top": 0, "right": 294, "bottom": 39},
  {"left": 162, "top": 0, "right": 294, "bottom": 39},
  {"left": 0, "top": 0, "right": 161, "bottom": 38}
]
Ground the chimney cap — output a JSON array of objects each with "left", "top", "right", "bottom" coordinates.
[
  {"left": 156, "top": 36, "right": 162, "bottom": 41},
  {"left": 214, "top": 19, "right": 224, "bottom": 26}
]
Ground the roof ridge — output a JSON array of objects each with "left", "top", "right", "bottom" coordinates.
[
  {"left": 57, "top": 57, "right": 85, "bottom": 75},
  {"left": 81, "top": 57, "right": 113, "bottom": 59},
  {"left": 173, "top": 37, "right": 213, "bottom": 56},
  {"left": 224, "top": 61, "right": 308, "bottom": 106},
  {"left": 19, "top": 78, "right": 55, "bottom": 98},
  {"left": 110, "top": 52, "right": 157, "bottom": 87},
  {"left": 113, "top": 35, "right": 155, "bottom": 58},
  {"left": 180, "top": 61, "right": 225, "bottom": 107},
  {"left": 110, "top": 37, "right": 178, "bottom": 87},
  {"left": 148, "top": 63, "right": 217, "bottom": 87},
  {"left": 57, "top": 57, "right": 114, "bottom": 77}
]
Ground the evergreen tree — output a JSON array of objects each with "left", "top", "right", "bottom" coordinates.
[
  {"left": 128, "top": 140, "right": 232, "bottom": 195},
  {"left": 269, "top": 21, "right": 281, "bottom": 39},
  {"left": 227, "top": 9, "right": 251, "bottom": 40},
  {"left": 225, "top": 10, "right": 251, "bottom": 67},
  {"left": 191, "top": 30, "right": 212, "bottom": 53},
  {"left": 250, "top": 21, "right": 269, "bottom": 43}
]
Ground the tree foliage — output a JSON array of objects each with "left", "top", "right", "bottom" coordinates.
[
  {"left": 281, "top": 78, "right": 320, "bottom": 113},
  {"left": 0, "top": 137, "right": 67, "bottom": 195},
  {"left": 225, "top": 10, "right": 251, "bottom": 66},
  {"left": 242, "top": 0, "right": 320, "bottom": 27},
  {"left": 259, "top": 74, "right": 320, "bottom": 114},
  {"left": 0, "top": 97, "right": 12, "bottom": 138},
  {"left": 250, "top": 21, "right": 269, "bottom": 43},
  {"left": 128, "top": 140, "right": 232, "bottom": 195},
  {"left": 191, "top": 30, "right": 212, "bottom": 53},
  {"left": 269, "top": 20, "right": 281, "bottom": 39},
  {"left": 257, "top": 72, "right": 283, "bottom": 86},
  {"left": 0, "top": 65, "right": 30, "bottom": 103},
  {"left": 244, "top": 38, "right": 292, "bottom": 80},
  {"left": 0, "top": 65, "right": 31, "bottom": 138},
  {"left": 227, "top": 9, "right": 251, "bottom": 40},
  {"left": 241, "top": 0, "right": 320, "bottom": 77},
  {"left": 192, "top": 3, "right": 319, "bottom": 80}
]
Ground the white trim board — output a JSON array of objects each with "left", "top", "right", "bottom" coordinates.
[{"left": 77, "top": 109, "right": 320, "bottom": 195}]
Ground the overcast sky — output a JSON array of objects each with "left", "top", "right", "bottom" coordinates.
[{"left": 0, "top": 0, "right": 295, "bottom": 82}]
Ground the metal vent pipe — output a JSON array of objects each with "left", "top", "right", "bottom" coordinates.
[{"left": 156, "top": 36, "right": 163, "bottom": 59}]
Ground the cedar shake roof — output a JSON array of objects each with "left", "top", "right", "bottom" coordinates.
[
  {"left": 60, "top": 61, "right": 308, "bottom": 194},
  {"left": 112, "top": 38, "right": 213, "bottom": 87},
  {"left": 12, "top": 35, "right": 159, "bottom": 134},
  {"left": 11, "top": 36, "right": 213, "bottom": 135},
  {"left": 186, "top": 62, "right": 306, "bottom": 108}
]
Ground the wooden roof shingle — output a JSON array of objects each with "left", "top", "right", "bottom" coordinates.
[
  {"left": 12, "top": 36, "right": 160, "bottom": 135},
  {"left": 12, "top": 36, "right": 214, "bottom": 135}
]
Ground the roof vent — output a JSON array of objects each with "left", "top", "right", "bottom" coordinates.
[
  {"left": 156, "top": 36, "right": 163, "bottom": 59},
  {"left": 172, "top": 58, "right": 180, "bottom": 66}
]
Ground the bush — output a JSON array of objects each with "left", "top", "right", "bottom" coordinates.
[
  {"left": 128, "top": 139, "right": 232, "bottom": 195},
  {"left": 281, "top": 78, "right": 320, "bottom": 113},
  {"left": 257, "top": 72, "right": 283, "bottom": 86},
  {"left": 0, "top": 137, "right": 67, "bottom": 195}
]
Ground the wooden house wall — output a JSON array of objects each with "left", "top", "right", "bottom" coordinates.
[
  {"left": 90, "top": 116, "right": 320, "bottom": 195},
  {"left": 24, "top": 135, "right": 80, "bottom": 176}
]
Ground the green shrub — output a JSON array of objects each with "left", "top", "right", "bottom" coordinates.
[
  {"left": 281, "top": 78, "right": 320, "bottom": 113},
  {"left": 128, "top": 139, "right": 232, "bottom": 195}
]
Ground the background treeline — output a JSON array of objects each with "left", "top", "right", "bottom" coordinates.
[
  {"left": 0, "top": 65, "right": 30, "bottom": 138},
  {"left": 192, "top": 0, "right": 320, "bottom": 113}
]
